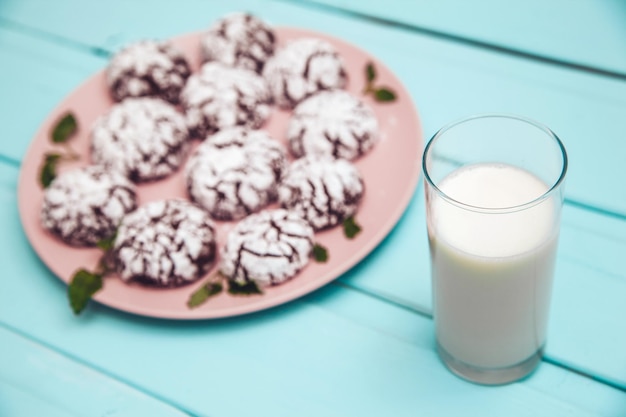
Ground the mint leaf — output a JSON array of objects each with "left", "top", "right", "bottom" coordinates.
[
  {"left": 312, "top": 243, "right": 328, "bottom": 263},
  {"left": 374, "top": 87, "right": 397, "bottom": 102},
  {"left": 363, "top": 63, "right": 397, "bottom": 102},
  {"left": 68, "top": 268, "right": 103, "bottom": 315},
  {"left": 227, "top": 279, "right": 262, "bottom": 296},
  {"left": 187, "top": 282, "right": 223, "bottom": 309},
  {"left": 39, "top": 153, "right": 62, "bottom": 188},
  {"left": 343, "top": 216, "right": 362, "bottom": 239},
  {"left": 366, "top": 62, "right": 376, "bottom": 83},
  {"left": 52, "top": 112, "right": 78, "bottom": 143},
  {"left": 39, "top": 112, "right": 82, "bottom": 188},
  {"left": 44, "top": 153, "right": 62, "bottom": 163}
]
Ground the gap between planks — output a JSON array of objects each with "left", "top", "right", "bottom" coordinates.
[{"left": 0, "top": 16, "right": 111, "bottom": 58}]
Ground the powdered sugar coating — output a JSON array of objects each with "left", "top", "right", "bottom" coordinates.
[
  {"left": 106, "top": 40, "right": 191, "bottom": 104},
  {"left": 91, "top": 98, "right": 190, "bottom": 182},
  {"left": 41, "top": 165, "right": 137, "bottom": 247},
  {"left": 263, "top": 38, "right": 347, "bottom": 109},
  {"left": 113, "top": 199, "right": 217, "bottom": 287},
  {"left": 278, "top": 156, "right": 364, "bottom": 230},
  {"left": 288, "top": 90, "right": 379, "bottom": 160},
  {"left": 186, "top": 128, "right": 287, "bottom": 220},
  {"left": 181, "top": 62, "right": 272, "bottom": 139},
  {"left": 200, "top": 12, "right": 275, "bottom": 73},
  {"left": 220, "top": 209, "right": 314, "bottom": 286}
]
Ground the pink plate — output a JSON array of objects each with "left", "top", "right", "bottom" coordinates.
[{"left": 17, "top": 28, "right": 423, "bottom": 319}]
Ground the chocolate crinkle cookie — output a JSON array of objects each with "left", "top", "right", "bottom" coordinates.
[
  {"left": 220, "top": 209, "right": 314, "bottom": 286},
  {"left": 90, "top": 98, "right": 190, "bottom": 182},
  {"left": 278, "top": 156, "right": 364, "bottom": 231},
  {"left": 181, "top": 62, "right": 272, "bottom": 139},
  {"left": 41, "top": 165, "right": 137, "bottom": 247},
  {"left": 106, "top": 40, "right": 191, "bottom": 104},
  {"left": 113, "top": 199, "right": 217, "bottom": 287},
  {"left": 185, "top": 127, "right": 287, "bottom": 221},
  {"left": 201, "top": 12, "right": 275, "bottom": 73},
  {"left": 287, "top": 90, "right": 379, "bottom": 160},
  {"left": 263, "top": 38, "right": 347, "bottom": 109}
]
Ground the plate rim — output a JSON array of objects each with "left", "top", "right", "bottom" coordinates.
[{"left": 17, "top": 26, "right": 424, "bottom": 320}]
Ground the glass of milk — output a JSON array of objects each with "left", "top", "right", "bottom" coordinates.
[{"left": 422, "top": 114, "right": 568, "bottom": 385}]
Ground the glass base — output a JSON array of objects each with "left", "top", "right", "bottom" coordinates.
[{"left": 437, "top": 342, "right": 544, "bottom": 385}]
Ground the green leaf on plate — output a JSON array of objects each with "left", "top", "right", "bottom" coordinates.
[
  {"left": 227, "top": 279, "right": 262, "bottom": 296},
  {"left": 312, "top": 243, "right": 329, "bottom": 263},
  {"left": 187, "top": 281, "right": 224, "bottom": 309},
  {"left": 343, "top": 216, "right": 362, "bottom": 239},
  {"left": 373, "top": 87, "right": 397, "bottom": 102},
  {"left": 44, "top": 153, "right": 62, "bottom": 163},
  {"left": 68, "top": 268, "right": 103, "bottom": 315},
  {"left": 51, "top": 112, "right": 78, "bottom": 143},
  {"left": 39, "top": 153, "right": 62, "bottom": 188}
]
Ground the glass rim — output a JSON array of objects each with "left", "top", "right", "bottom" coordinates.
[{"left": 422, "top": 113, "right": 568, "bottom": 213}]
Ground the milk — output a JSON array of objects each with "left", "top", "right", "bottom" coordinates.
[{"left": 428, "top": 163, "right": 559, "bottom": 369}]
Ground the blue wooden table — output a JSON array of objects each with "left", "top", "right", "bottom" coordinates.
[{"left": 1, "top": 1, "right": 625, "bottom": 415}]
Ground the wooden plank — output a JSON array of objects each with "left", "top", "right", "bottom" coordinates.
[
  {"left": 0, "top": 326, "right": 189, "bottom": 417},
  {"left": 1, "top": 162, "right": 625, "bottom": 417},
  {"left": 0, "top": 382, "right": 75, "bottom": 417},
  {"left": 294, "top": 0, "right": 626, "bottom": 77}
]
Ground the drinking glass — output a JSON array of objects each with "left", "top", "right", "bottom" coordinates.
[{"left": 422, "top": 114, "right": 568, "bottom": 385}]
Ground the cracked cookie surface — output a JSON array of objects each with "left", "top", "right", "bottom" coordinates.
[
  {"left": 220, "top": 209, "right": 314, "bottom": 286},
  {"left": 201, "top": 12, "right": 275, "bottom": 73},
  {"left": 185, "top": 127, "right": 287, "bottom": 221},
  {"left": 181, "top": 62, "right": 272, "bottom": 139},
  {"left": 106, "top": 40, "right": 191, "bottom": 104},
  {"left": 41, "top": 165, "right": 137, "bottom": 247},
  {"left": 113, "top": 199, "right": 217, "bottom": 287},
  {"left": 278, "top": 156, "right": 364, "bottom": 230},
  {"left": 90, "top": 97, "right": 189, "bottom": 182},
  {"left": 263, "top": 38, "right": 347, "bottom": 109},
  {"left": 287, "top": 90, "right": 379, "bottom": 160}
]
